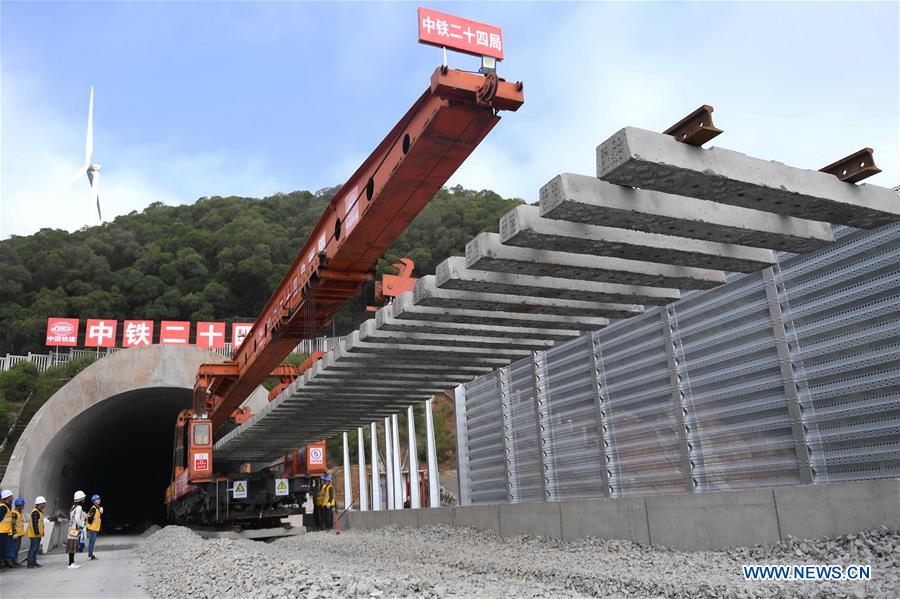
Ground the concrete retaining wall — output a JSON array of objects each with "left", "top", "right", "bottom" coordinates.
[{"left": 345, "top": 479, "right": 900, "bottom": 551}]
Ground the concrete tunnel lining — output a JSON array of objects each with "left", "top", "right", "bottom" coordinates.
[{"left": 1, "top": 345, "right": 269, "bottom": 532}]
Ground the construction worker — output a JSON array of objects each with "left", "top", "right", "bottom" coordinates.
[
  {"left": 313, "top": 479, "right": 325, "bottom": 530},
  {"left": 321, "top": 475, "right": 335, "bottom": 530},
  {"left": 0, "top": 489, "right": 15, "bottom": 569},
  {"left": 10, "top": 497, "right": 25, "bottom": 565},
  {"left": 66, "top": 490, "right": 86, "bottom": 569},
  {"left": 85, "top": 494, "right": 102, "bottom": 560},
  {"left": 26, "top": 496, "right": 47, "bottom": 568}
]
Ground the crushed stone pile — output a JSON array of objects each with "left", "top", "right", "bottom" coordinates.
[{"left": 138, "top": 524, "right": 899, "bottom": 598}]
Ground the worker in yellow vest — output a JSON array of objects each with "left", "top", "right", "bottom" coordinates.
[
  {"left": 0, "top": 490, "right": 16, "bottom": 569},
  {"left": 10, "top": 497, "right": 26, "bottom": 565},
  {"left": 26, "top": 496, "right": 47, "bottom": 568},
  {"left": 321, "top": 475, "right": 335, "bottom": 530},
  {"left": 86, "top": 494, "right": 102, "bottom": 560},
  {"left": 313, "top": 480, "right": 325, "bottom": 530}
]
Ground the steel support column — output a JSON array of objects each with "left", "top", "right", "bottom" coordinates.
[
  {"left": 391, "top": 413, "right": 403, "bottom": 507},
  {"left": 763, "top": 266, "right": 815, "bottom": 483},
  {"left": 661, "top": 307, "right": 700, "bottom": 492},
  {"left": 588, "top": 332, "right": 613, "bottom": 497},
  {"left": 384, "top": 417, "right": 395, "bottom": 509},
  {"left": 425, "top": 398, "right": 440, "bottom": 508},
  {"left": 530, "top": 350, "right": 554, "bottom": 500},
  {"left": 370, "top": 422, "right": 382, "bottom": 510},
  {"left": 342, "top": 431, "right": 352, "bottom": 510},
  {"left": 407, "top": 406, "right": 421, "bottom": 509},
  {"left": 357, "top": 427, "right": 368, "bottom": 511}
]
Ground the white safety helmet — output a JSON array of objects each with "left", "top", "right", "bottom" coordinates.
[
  {"left": 35, "top": 496, "right": 47, "bottom": 505},
  {"left": 0, "top": 489, "right": 12, "bottom": 500},
  {"left": 73, "top": 490, "right": 86, "bottom": 502}
]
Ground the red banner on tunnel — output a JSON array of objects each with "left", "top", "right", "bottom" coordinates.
[
  {"left": 160, "top": 321, "right": 190, "bottom": 345},
  {"left": 85, "top": 319, "right": 117, "bottom": 348},
  {"left": 123, "top": 320, "right": 154, "bottom": 347},
  {"left": 46, "top": 317, "right": 79, "bottom": 347},
  {"left": 196, "top": 322, "right": 226, "bottom": 349}
]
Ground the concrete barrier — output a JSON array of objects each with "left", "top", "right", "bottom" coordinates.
[
  {"left": 645, "top": 488, "right": 780, "bottom": 550},
  {"left": 342, "top": 480, "right": 900, "bottom": 550},
  {"left": 559, "top": 497, "right": 650, "bottom": 544},
  {"left": 499, "top": 502, "right": 562, "bottom": 539},
  {"left": 773, "top": 479, "right": 900, "bottom": 539}
]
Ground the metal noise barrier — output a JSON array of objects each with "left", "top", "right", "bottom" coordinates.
[{"left": 458, "top": 222, "right": 900, "bottom": 505}]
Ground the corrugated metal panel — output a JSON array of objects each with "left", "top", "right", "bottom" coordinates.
[
  {"left": 596, "top": 308, "right": 688, "bottom": 496},
  {"left": 507, "top": 358, "right": 544, "bottom": 502},
  {"left": 543, "top": 335, "right": 606, "bottom": 500},
  {"left": 780, "top": 222, "right": 900, "bottom": 483},
  {"left": 462, "top": 222, "right": 900, "bottom": 505},
  {"left": 464, "top": 372, "right": 507, "bottom": 504}
]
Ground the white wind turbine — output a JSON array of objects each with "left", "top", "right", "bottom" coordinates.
[{"left": 61, "top": 86, "right": 103, "bottom": 221}]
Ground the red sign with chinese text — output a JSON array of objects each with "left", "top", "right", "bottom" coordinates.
[
  {"left": 122, "top": 320, "right": 154, "bottom": 347},
  {"left": 232, "top": 322, "right": 254, "bottom": 349},
  {"left": 417, "top": 7, "right": 504, "bottom": 60},
  {"left": 46, "top": 318, "right": 79, "bottom": 347},
  {"left": 196, "top": 322, "right": 226, "bottom": 349},
  {"left": 160, "top": 321, "right": 190, "bottom": 345},
  {"left": 85, "top": 319, "right": 117, "bottom": 348}
]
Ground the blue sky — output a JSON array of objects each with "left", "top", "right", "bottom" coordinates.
[{"left": 2, "top": 1, "right": 898, "bottom": 237}]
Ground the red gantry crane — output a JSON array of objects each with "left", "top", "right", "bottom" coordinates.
[{"left": 165, "top": 38, "right": 524, "bottom": 528}]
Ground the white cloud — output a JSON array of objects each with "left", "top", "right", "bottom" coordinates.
[{"left": 0, "top": 69, "right": 280, "bottom": 238}]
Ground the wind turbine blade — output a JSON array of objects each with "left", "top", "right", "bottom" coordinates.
[
  {"left": 58, "top": 164, "right": 89, "bottom": 191},
  {"left": 85, "top": 87, "right": 94, "bottom": 165},
  {"left": 90, "top": 169, "right": 102, "bottom": 221}
]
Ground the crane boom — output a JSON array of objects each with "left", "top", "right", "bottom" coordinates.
[{"left": 195, "top": 67, "right": 524, "bottom": 432}]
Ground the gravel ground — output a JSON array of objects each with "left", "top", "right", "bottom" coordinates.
[{"left": 138, "top": 524, "right": 899, "bottom": 598}]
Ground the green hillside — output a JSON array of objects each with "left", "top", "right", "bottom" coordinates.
[{"left": 0, "top": 186, "right": 522, "bottom": 355}]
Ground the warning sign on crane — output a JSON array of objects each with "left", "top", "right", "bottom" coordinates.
[
  {"left": 232, "top": 480, "right": 248, "bottom": 499},
  {"left": 275, "top": 478, "right": 289, "bottom": 496},
  {"left": 417, "top": 7, "right": 504, "bottom": 60}
]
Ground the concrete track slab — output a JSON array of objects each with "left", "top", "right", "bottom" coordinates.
[
  {"left": 466, "top": 233, "right": 725, "bottom": 289},
  {"left": 597, "top": 127, "right": 900, "bottom": 228},
  {"left": 343, "top": 331, "right": 528, "bottom": 361},
  {"left": 540, "top": 173, "right": 835, "bottom": 252},
  {"left": 393, "top": 292, "right": 610, "bottom": 330},
  {"left": 436, "top": 256, "right": 680, "bottom": 305},
  {"left": 414, "top": 275, "right": 644, "bottom": 319},
  {"left": 358, "top": 319, "right": 555, "bottom": 351},
  {"left": 500, "top": 204, "right": 776, "bottom": 273},
  {"left": 376, "top": 300, "right": 583, "bottom": 339}
]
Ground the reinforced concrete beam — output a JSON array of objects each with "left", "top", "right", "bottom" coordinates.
[
  {"left": 500, "top": 204, "right": 775, "bottom": 273},
  {"left": 436, "top": 256, "right": 679, "bottom": 305},
  {"left": 540, "top": 173, "right": 835, "bottom": 253},
  {"left": 466, "top": 233, "right": 725, "bottom": 289},
  {"left": 393, "top": 292, "right": 609, "bottom": 331},
  {"left": 597, "top": 127, "right": 900, "bottom": 229},
  {"left": 414, "top": 275, "right": 644, "bottom": 319},
  {"left": 343, "top": 330, "right": 532, "bottom": 361}
]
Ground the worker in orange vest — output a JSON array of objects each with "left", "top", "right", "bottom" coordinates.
[
  {"left": 85, "top": 494, "right": 102, "bottom": 560},
  {"left": 26, "top": 496, "right": 47, "bottom": 568},
  {"left": 0, "top": 490, "right": 16, "bottom": 569}
]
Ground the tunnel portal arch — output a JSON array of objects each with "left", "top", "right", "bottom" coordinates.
[{"left": 1, "top": 345, "right": 266, "bottom": 530}]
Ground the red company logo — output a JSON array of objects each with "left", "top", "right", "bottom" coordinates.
[{"left": 50, "top": 321, "right": 75, "bottom": 336}]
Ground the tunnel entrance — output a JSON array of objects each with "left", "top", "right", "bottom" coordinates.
[{"left": 37, "top": 387, "right": 190, "bottom": 533}]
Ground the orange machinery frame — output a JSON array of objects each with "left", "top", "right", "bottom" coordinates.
[{"left": 194, "top": 67, "right": 524, "bottom": 432}]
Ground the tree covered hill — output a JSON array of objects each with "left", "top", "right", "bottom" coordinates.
[{"left": 0, "top": 186, "right": 523, "bottom": 355}]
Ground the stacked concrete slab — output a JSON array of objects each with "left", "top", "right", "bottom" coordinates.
[{"left": 215, "top": 124, "right": 900, "bottom": 462}]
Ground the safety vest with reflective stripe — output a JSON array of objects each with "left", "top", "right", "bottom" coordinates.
[
  {"left": 86, "top": 505, "right": 101, "bottom": 532},
  {"left": 315, "top": 483, "right": 334, "bottom": 507},
  {"left": 12, "top": 509, "right": 25, "bottom": 536},
  {"left": 27, "top": 508, "right": 44, "bottom": 538},
  {"left": 0, "top": 504, "right": 12, "bottom": 534}
]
